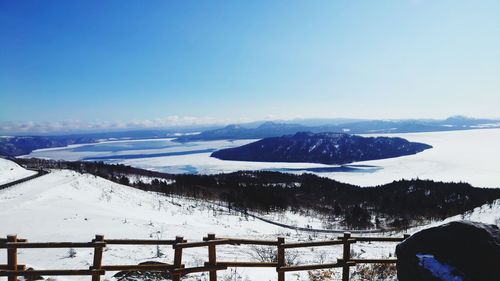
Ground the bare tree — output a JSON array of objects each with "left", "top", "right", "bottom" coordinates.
[
  {"left": 248, "top": 245, "right": 299, "bottom": 265},
  {"left": 67, "top": 248, "right": 77, "bottom": 258},
  {"left": 153, "top": 225, "right": 165, "bottom": 258}
]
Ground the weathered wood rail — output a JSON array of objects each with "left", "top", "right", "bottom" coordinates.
[{"left": 0, "top": 233, "right": 410, "bottom": 281}]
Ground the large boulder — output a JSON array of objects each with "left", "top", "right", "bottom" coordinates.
[{"left": 396, "top": 220, "right": 500, "bottom": 281}]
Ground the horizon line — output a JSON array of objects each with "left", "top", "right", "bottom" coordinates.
[{"left": 1, "top": 115, "right": 500, "bottom": 136}]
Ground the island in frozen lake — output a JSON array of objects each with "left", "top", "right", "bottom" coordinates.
[{"left": 211, "top": 132, "right": 432, "bottom": 164}]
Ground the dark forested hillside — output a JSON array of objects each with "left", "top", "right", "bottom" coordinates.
[
  {"left": 174, "top": 122, "right": 311, "bottom": 142},
  {"left": 0, "top": 130, "right": 186, "bottom": 157},
  {"left": 16, "top": 158, "right": 500, "bottom": 230},
  {"left": 0, "top": 136, "right": 97, "bottom": 157},
  {"left": 212, "top": 132, "right": 432, "bottom": 164}
]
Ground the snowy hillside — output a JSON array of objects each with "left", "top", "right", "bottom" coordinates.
[
  {"left": 0, "top": 157, "right": 36, "bottom": 185},
  {"left": 0, "top": 169, "right": 313, "bottom": 280},
  {"left": 0, "top": 161, "right": 498, "bottom": 280}
]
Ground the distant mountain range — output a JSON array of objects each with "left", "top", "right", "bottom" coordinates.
[
  {"left": 211, "top": 132, "right": 432, "bottom": 165},
  {"left": 175, "top": 116, "right": 500, "bottom": 142},
  {"left": 0, "top": 130, "right": 185, "bottom": 157},
  {"left": 0, "top": 116, "right": 497, "bottom": 157}
]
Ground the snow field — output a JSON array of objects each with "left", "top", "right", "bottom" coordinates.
[{"left": 0, "top": 157, "right": 36, "bottom": 185}]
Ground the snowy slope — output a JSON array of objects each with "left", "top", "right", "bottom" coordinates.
[
  {"left": 0, "top": 170, "right": 307, "bottom": 280},
  {"left": 0, "top": 157, "right": 36, "bottom": 185},
  {"left": 405, "top": 198, "right": 500, "bottom": 234},
  {"left": 0, "top": 166, "right": 498, "bottom": 280}
]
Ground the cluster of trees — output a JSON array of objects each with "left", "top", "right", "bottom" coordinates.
[
  {"left": 16, "top": 158, "right": 500, "bottom": 229},
  {"left": 167, "top": 172, "right": 499, "bottom": 228}
]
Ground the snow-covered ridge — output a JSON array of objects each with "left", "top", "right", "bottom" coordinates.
[{"left": 0, "top": 157, "right": 36, "bottom": 185}]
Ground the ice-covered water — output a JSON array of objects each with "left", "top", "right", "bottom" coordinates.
[{"left": 24, "top": 129, "right": 500, "bottom": 188}]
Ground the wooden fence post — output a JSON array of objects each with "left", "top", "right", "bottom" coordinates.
[
  {"left": 172, "top": 236, "right": 184, "bottom": 281},
  {"left": 92, "top": 235, "right": 104, "bottom": 281},
  {"left": 277, "top": 237, "right": 285, "bottom": 281},
  {"left": 342, "top": 232, "right": 351, "bottom": 281},
  {"left": 7, "top": 235, "right": 17, "bottom": 281},
  {"left": 207, "top": 233, "right": 217, "bottom": 281}
]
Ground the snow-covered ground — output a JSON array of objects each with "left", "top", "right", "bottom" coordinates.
[
  {"left": 0, "top": 159, "right": 499, "bottom": 280},
  {"left": 0, "top": 169, "right": 285, "bottom": 280},
  {"left": 0, "top": 157, "right": 36, "bottom": 185},
  {"left": 24, "top": 129, "right": 500, "bottom": 188},
  {"left": 331, "top": 129, "right": 500, "bottom": 188}
]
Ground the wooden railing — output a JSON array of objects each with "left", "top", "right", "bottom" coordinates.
[{"left": 0, "top": 233, "right": 410, "bottom": 281}]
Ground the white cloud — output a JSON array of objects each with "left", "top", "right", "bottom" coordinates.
[{"left": 0, "top": 116, "right": 253, "bottom": 135}]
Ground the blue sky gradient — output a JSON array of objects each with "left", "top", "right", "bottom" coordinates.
[{"left": 1, "top": 0, "right": 499, "bottom": 132}]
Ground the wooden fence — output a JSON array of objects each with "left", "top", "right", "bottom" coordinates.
[{"left": 0, "top": 233, "right": 410, "bottom": 281}]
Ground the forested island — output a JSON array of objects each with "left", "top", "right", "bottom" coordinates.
[{"left": 212, "top": 132, "right": 432, "bottom": 164}]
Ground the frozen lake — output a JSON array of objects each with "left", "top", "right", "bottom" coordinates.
[{"left": 25, "top": 128, "right": 500, "bottom": 188}]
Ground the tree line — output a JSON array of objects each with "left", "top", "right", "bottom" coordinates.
[{"left": 15, "top": 158, "right": 500, "bottom": 229}]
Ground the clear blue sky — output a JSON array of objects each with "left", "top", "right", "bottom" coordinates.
[{"left": 1, "top": 0, "right": 499, "bottom": 132}]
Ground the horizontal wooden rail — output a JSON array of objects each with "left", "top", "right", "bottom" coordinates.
[
  {"left": 2, "top": 242, "right": 106, "bottom": 249},
  {"left": 278, "top": 261, "right": 355, "bottom": 272},
  {"left": 104, "top": 239, "right": 180, "bottom": 245},
  {"left": 230, "top": 238, "right": 279, "bottom": 246},
  {"left": 172, "top": 264, "right": 228, "bottom": 275},
  {"left": 214, "top": 261, "right": 278, "bottom": 268},
  {"left": 0, "top": 269, "right": 105, "bottom": 276},
  {"left": 174, "top": 239, "right": 230, "bottom": 249},
  {"left": 341, "top": 258, "right": 398, "bottom": 264},
  {"left": 0, "top": 238, "right": 27, "bottom": 243},
  {"left": 281, "top": 239, "right": 355, "bottom": 249},
  {"left": 203, "top": 237, "right": 279, "bottom": 246},
  {"left": 99, "top": 264, "right": 176, "bottom": 271},
  {"left": 348, "top": 236, "right": 407, "bottom": 242},
  {"left": 0, "top": 265, "right": 25, "bottom": 270}
]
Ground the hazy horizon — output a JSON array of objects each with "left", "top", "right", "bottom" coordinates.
[
  {"left": 2, "top": 1, "right": 499, "bottom": 133},
  {"left": 1, "top": 114, "right": 500, "bottom": 135}
]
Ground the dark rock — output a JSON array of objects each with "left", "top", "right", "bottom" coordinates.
[
  {"left": 396, "top": 220, "right": 500, "bottom": 281},
  {"left": 113, "top": 261, "right": 171, "bottom": 281},
  {"left": 23, "top": 268, "right": 44, "bottom": 281}
]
